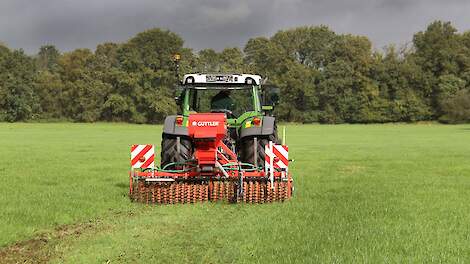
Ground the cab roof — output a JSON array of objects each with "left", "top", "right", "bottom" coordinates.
[{"left": 182, "top": 73, "right": 262, "bottom": 87}]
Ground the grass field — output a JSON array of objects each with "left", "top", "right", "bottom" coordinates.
[{"left": 1, "top": 123, "right": 470, "bottom": 263}]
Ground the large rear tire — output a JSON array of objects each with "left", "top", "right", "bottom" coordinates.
[
  {"left": 239, "top": 130, "right": 278, "bottom": 169},
  {"left": 160, "top": 134, "right": 193, "bottom": 168}
]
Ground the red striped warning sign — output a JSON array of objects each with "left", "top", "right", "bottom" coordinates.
[
  {"left": 131, "top": 144, "right": 155, "bottom": 169},
  {"left": 265, "top": 143, "right": 288, "bottom": 171}
]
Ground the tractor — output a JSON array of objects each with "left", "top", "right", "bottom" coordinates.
[{"left": 129, "top": 72, "right": 293, "bottom": 204}]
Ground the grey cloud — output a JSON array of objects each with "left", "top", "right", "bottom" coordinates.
[{"left": 0, "top": 0, "right": 469, "bottom": 54}]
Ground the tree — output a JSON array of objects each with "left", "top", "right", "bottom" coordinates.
[
  {"left": 55, "top": 49, "right": 110, "bottom": 122},
  {"left": 244, "top": 37, "right": 290, "bottom": 78},
  {"left": 34, "top": 71, "right": 65, "bottom": 119},
  {"left": 219, "top": 47, "right": 244, "bottom": 72},
  {"left": 271, "top": 26, "right": 336, "bottom": 69},
  {"left": 36, "top": 45, "right": 60, "bottom": 72},
  {"left": 440, "top": 89, "right": 470, "bottom": 123},
  {"left": 108, "top": 28, "right": 186, "bottom": 123},
  {"left": 196, "top": 49, "right": 220, "bottom": 72},
  {"left": 0, "top": 47, "right": 38, "bottom": 121},
  {"left": 413, "top": 21, "right": 464, "bottom": 76},
  {"left": 1, "top": 23, "right": 469, "bottom": 124}
]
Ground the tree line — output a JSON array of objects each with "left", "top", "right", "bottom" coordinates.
[{"left": 1, "top": 20, "right": 470, "bottom": 124}]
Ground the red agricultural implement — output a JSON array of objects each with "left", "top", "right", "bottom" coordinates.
[
  {"left": 129, "top": 70, "right": 293, "bottom": 204},
  {"left": 129, "top": 112, "right": 293, "bottom": 204}
]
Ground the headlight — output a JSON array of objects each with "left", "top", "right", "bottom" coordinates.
[{"left": 185, "top": 77, "right": 194, "bottom": 84}]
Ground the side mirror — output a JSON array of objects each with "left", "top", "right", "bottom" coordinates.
[
  {"left": 270, "top": 92, "right": 280, "bottom": 105},
  {"left": 262, "top": 85, "right": 280, "bottom": 106}
]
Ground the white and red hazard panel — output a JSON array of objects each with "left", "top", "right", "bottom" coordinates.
[
  {"left": 265, "top": 143, "right": 289, "bottom": 171},
  {"left": 131, "top": 144, "right": 155, "bottom": 169}
]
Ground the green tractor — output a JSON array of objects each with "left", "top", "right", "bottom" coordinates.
[{"left": 161, "top": 73, "right": 280, "bottom": 169}]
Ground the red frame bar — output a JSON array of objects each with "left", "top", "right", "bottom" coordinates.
[
  {"left": 133, "top": 170, "right": 289, "bottom": 179},
  {"left": 130, "top": 139, "right": 290, "bottom": 179}
]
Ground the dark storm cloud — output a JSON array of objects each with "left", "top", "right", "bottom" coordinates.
[{"left": 0, "top": 0, "right": 469, "bottom": 54}]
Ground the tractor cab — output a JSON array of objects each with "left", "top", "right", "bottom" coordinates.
[{"left": 176, "top": 73, "right": 264, "bottom": 128}]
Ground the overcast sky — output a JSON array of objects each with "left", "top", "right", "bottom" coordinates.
[{"left": 1, "top": 0, "right": 469, "bottom": 54}]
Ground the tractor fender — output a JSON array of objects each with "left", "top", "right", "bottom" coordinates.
[
  {"left": 239, "top": 116, "right": 276, "bottom": 139},
  {"left": 163, "top": 115, "right": 188, "bottom": 136}
]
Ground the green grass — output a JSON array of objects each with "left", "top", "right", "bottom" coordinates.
[{"left": 1, "top": 123, "right": 470, "bottom": 262}]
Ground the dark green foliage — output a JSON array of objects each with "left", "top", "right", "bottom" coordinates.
[
  {"left": 37, "top": 45, "right": 60, "bottom": 72},
  {"left": 0, "top": 46, "right": 38, "bottom": 121},
  {"left": 0, "top": 21, "right": 469, "bottom": 123},
  {"left": 34, "top": 71, "right": 65, "bottom": 119},
  {"left": 439, "top": 89, "right": 470, "bottom": 123}
]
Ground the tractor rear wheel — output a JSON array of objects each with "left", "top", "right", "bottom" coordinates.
[
  {"left": 160, "top": 134, "right": 193, "bottom": 169},
  {"left": 239, "top": 133, "right": 278, "bottom": 169}
]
